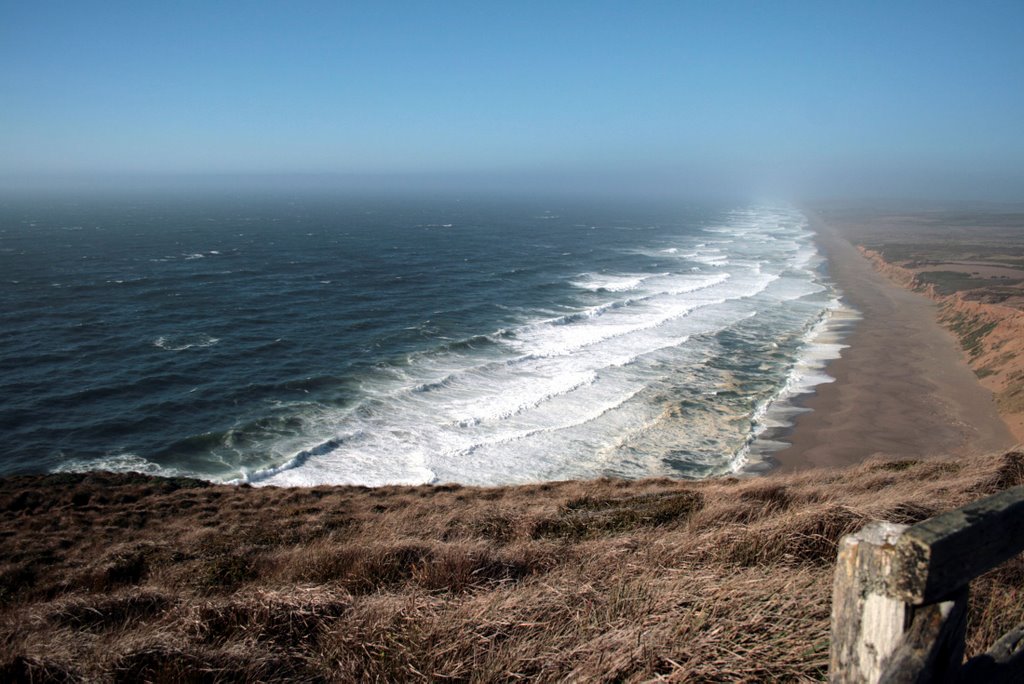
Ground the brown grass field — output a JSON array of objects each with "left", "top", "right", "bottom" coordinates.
[{"left": 2, "top": 447, "right": 1023, "bottom": 682}]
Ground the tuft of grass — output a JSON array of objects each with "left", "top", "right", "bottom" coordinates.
[
  {"left": 739, "top": 484, "right": 795, "bottom": 510},
  {"left": 879, "top": 502, "right": 938, "bottom": 525},
  {"left": 871, "top": 460, "right": 922, "bottom": 472},
  {"left": 532, "top": 491, "right": 704, "bottom": 539},
  {"left": 712, "top": 505, "right": 870, "bottom": 568},
  {"left": 48, "top": 591, "right": 171, "bottom": 631},
  {"left": 443, "top": 511, "right": 518, "bottom": 544},
  {"left": 978, "top": 450, "right": 1024, "bottom": 493},
  {"left": 188, "top": 590, "right": 348, "bottom": 647},
  {"left": 194, "top": 553, "right": 256, "bottom": 593},
  {"left": 410, "top": 545, "right": 533, "bottom": 593}
]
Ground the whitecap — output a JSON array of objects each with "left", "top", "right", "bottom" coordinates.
[
  {"left": 52, "top": 453, "right": 184, "bottom": 478},
  {"left": 570, "top": 272, "right": 667, "bottom": 292},
  {"left": 153, "top": 333, "right": 220, "bottom": 351}
]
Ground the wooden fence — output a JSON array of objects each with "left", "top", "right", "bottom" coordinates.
[{"left": 829, "top": 484, "right": 1024, "bottom": 683}]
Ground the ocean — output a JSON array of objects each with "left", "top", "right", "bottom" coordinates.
[{"left": 0, "top": 195, "right": 852, "bottom": 486}]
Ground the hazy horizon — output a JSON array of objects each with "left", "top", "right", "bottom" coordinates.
[{"left": 3, "top": 2, "right": 1023, "bottom": 202}]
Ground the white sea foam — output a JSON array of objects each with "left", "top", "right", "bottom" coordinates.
[
  {"left": 691, "top": 252, "right": 729, "bottom": 266},
  {"left": 448, "top": 370, "right": 599, "bottom": 425},
  {"left": 153, "top": 333, "right": 220, "bottom": 351},
  {"left": 226, "top": 205, "right": 847, "bottom": 487},
  {"left": 570, "top": 272, "right": 665, "bottom": 292},
  {"left": 54, "top": 453, "right": 185, "bottom": 478}
]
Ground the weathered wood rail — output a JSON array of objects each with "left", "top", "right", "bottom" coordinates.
[{"left": 829, "top": 484, "right": 1024, "bottom": 683}]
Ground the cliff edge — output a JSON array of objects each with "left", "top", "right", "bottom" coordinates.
[{"left": 2, "top": 449, "right": 1024, "bottom": 681}]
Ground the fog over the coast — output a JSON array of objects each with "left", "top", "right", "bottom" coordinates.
[
  {"left": 2, "top": 2, "right": 1023, "bottom": 202},
  {"left": 6, "top": 163, "right": 1023, "bottom": 205}
]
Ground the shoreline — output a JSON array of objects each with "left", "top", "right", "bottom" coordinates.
[
  {"left": 740, "top": 295, "right": 859, "bottom": 474},
  {"left": 767, "top": 212, "right": 1017, "bottom": 471}
]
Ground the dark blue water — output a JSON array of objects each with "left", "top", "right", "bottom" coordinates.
[{"left": 0, "top": 195, "right": 842, "bottom": 485}]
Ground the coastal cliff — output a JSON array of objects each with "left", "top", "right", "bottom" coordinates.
[
  {"left": 858, "top": 248, "right": 936, "bottom": 294},
  {"left": 859, "top": 247, "right": 1024, "bottom": 440}
]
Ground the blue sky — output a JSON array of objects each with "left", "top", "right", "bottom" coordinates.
[{"left": 2, "top": 1, "right": 1023, "bottom": 198}]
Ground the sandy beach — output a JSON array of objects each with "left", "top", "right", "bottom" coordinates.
[{"left": 772, "top": 213, "right": 1017, "bottom": 470}]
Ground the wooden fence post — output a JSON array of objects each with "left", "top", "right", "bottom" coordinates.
[
  {"left": 830, "top": 522, "right": 909, "bottom": 683},
  {"left": 829, "top": 484, "right": 1024, "bottom": 683},
  {"left": 876, "top": 587, "right": 968, "bottom": 684}
]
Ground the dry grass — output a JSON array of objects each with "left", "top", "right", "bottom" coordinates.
[{"left": 1, "top": 449, "right": 1023, "bottom": 682}]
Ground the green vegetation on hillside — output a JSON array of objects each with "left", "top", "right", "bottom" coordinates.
[{"left": 942, "top": 310, "right": 999, "bottom": 359}]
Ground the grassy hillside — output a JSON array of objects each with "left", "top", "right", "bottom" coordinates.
[{"left": 2, "top": 448, "right": 1024, "bottom": 682}]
